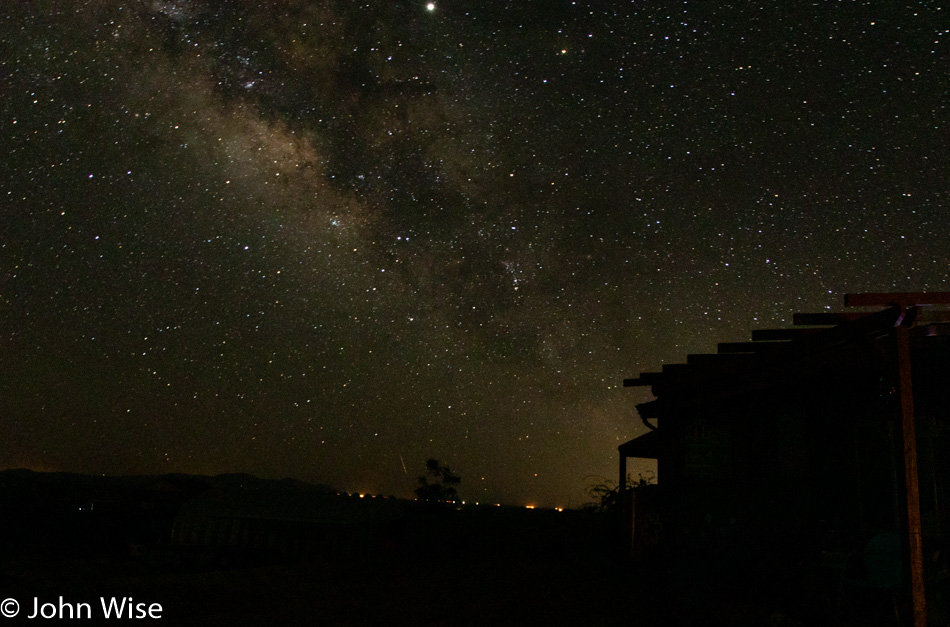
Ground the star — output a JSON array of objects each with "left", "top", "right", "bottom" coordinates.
[{"left": 1, "top": 0, "right": 946, "bottom": 509}]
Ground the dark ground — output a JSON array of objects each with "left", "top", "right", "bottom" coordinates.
[
  {"left": 0, "top": 470, "right": 933, "bottom": 626},
  {"left": 4, "top": 555, "right": 924, "bottom": 626},
  {"left": 2, "top": 554, "right": 635, "bottom": 626},
  {"left": 1, "top": 542, "right": 914, "bottom": 626}
]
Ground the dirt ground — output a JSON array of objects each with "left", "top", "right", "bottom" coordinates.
[{"left": 1, "top": 553, "right": 909, "bottom": 626}]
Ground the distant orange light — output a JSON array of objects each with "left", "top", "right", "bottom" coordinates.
[{"left": 525, "top": 505, "right": 535, "bottom": 509}]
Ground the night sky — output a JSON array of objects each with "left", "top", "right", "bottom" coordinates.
[{"left": 2, "top": 1, "right": 947, "bottom": 507}]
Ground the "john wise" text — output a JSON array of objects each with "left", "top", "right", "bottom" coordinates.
[{"left": 26, "top": 596, "right": 163, "bottom": 620}]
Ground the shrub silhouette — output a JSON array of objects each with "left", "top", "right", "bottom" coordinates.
[{"left": 415, "top": 458, "right": 461, "bottom": 503}]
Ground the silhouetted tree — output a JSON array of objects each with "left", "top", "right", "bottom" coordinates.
[
  {"left": 415, "top": 458, "right": 461, "bottom": 503},
  {"left": 584, "top": 472, "right": 655, "bottom": 513}
]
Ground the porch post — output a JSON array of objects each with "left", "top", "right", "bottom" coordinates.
[
  {"left": 620, "top": 452, "right": 631, "bottom": 557},
  {"left": 896, "top": 320, "right": 926, "bottom": 627}
]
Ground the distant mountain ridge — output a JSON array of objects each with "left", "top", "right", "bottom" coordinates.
[{"left": 0, "top": 468, "right": 339, "bottom": 497}]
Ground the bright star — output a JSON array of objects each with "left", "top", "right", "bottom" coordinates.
[{"left": 426, "top": 3, "right": 435, "bottom": 11}]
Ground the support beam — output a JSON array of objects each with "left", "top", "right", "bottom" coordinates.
[
  {"left": 792, "top": 312, "right": 866, "bottom": 325},
  {"left": 686, "top": 353, "right": 754, "bottom": 367},
  {"left": 751, "top": 328, "right": 824, "bottom": 341},
  {"left": 620, "top": 453, "right": 627, "bottom": 501},
  {"left": 717, "top": 341, "right": 791, "bottom": 354},
  {"left": 632, "top": 372, "right": 664, "bottom": 386},
  {"left": 895, "top": 320, "right": 927, "bottom": 627},
  {"left": 619, "top": 452, "right": 631, "bottom": 558}
]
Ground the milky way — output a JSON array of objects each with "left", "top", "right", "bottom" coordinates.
[{"left": 2, "top": 0, "right": 947, "bottom": 505}]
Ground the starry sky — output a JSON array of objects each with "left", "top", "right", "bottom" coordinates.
[{"left": 2, "top": 0, "right": 947, "bottom": 507}]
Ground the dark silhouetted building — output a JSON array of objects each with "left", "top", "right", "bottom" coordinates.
[{"left": 621, "top": 293, "right": 950, "bottom": 625}]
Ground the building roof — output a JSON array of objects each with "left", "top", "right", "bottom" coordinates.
[
  {"left": 618, "top": 429, "right": 660, "bottom": 460},
  {"left": 619, "top": 292, "right": 950, "bottom": 458}
]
